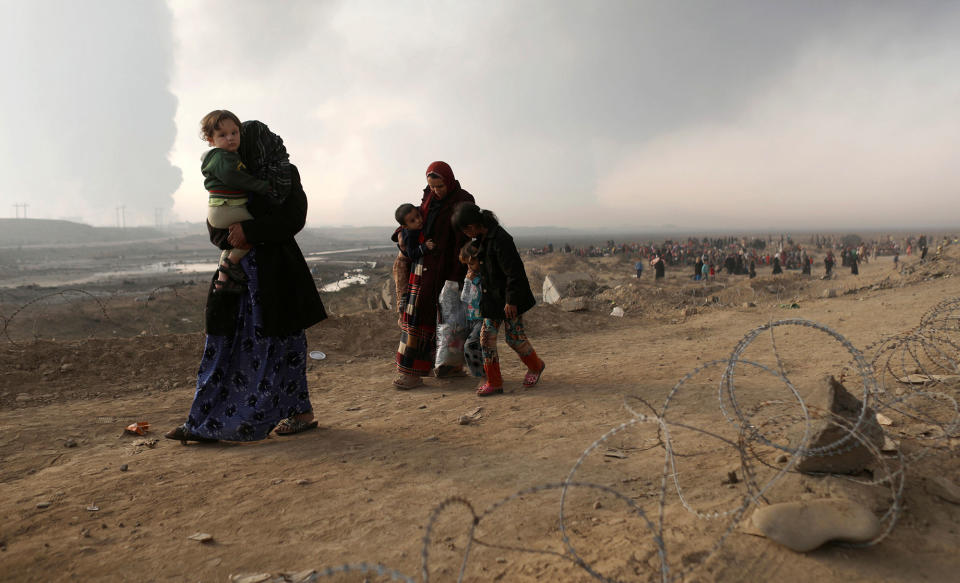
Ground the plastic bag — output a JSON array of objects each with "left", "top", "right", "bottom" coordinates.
[{"left": 435, "top": 280, "right": 468, "bottom": 368}]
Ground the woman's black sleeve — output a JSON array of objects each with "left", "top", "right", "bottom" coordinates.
[{"left": 240, "top": 167, "right": 307, "bottom": 244}]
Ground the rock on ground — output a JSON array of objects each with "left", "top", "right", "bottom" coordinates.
[
  {"left": 751, "top": 498, "right": 881, "bottom": 552},
  {"left": 787, "top": 375, "right": 884, "bottom": 474}
]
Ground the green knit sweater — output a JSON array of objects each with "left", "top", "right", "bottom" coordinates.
[{"left": 202, "top": 148, "right": 272, "bottom": 205}]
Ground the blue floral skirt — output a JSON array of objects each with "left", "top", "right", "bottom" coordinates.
[{"left": 184, "top": 249, "right": 313, "bottom": 441}]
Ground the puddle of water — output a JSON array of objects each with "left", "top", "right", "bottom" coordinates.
[
  {"left": 0, "top": 246, "right": 393, "bottom": 290},
  {"left": 306, "top": 245, "right": 393, "bottom": 257},
  {"left": 320, "top": 271, "right": 370, "bottom": 292}
]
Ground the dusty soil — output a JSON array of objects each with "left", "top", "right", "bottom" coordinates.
[{"left": 2, "top": 248, "right": 960, "bottom": 582}]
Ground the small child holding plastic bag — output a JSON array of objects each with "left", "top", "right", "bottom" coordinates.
[
  {"left": 451, "top": 203, "right": 545, "bottom": 396},
  {"left": 459, "top": 242, "right": 485, "bottom": 377}
]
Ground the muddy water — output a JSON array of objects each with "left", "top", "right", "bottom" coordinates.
[{"left": 0, "top": 245, "right": 395, "bottom": 290}]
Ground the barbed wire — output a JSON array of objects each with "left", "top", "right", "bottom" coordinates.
[
  {"left": 7, "top": 284, "right": 960, "bottom": 581},
  {"left": 0, "top": 283, "right": 200, "bottom": 345},
  {"left": 281, "top": 307, "right": 960, "bottom": 583}
]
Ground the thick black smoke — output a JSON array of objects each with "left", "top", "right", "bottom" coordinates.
[{"left": 0, "top": 0, "right": 181, "bottom": 225}]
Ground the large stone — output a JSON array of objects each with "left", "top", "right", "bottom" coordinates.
[
  {"left": 751, "top": 498, "right": 881, "bottom": 552},
  {"left": 787, "top": 375, "right": 884, "bottom": 474},
  {"left": 560, "top": 296, "right": 588, "bottom": 312},
  {"left": 381, "top": 279, "right": 396, "bottom": 311},
  {"left": 543, "top": 272, "right": 593, "bottom": 304}
]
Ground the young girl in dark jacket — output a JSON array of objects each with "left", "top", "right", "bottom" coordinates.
[{"left": 451, "top": 203, "right": 545, "bottom": 396}]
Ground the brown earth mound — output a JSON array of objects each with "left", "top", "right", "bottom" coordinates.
[{"left": 2, "top": 248, "right": 960, "bottom": 582}]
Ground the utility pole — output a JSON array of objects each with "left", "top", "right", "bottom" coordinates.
[
  {"left": 12, "top": 203, "right": 28, "bottom": 218},
  {"left": 115, "top": 205, "right": 126, "bottom": 228},
  {"left": 154, "top": 207, "right": 163, "bottom": 228}
]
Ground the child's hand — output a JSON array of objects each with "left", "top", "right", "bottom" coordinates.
[{"left": 425, "top": 239, "right": 435, "bottom": 250}]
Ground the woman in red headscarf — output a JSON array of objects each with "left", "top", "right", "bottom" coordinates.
[{"left": 393, "top": 161, "right": 475, "bottom": 389}]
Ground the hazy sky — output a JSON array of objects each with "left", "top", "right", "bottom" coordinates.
[{"left": 3, "top": 1, "right": 959, "bottom": 230}]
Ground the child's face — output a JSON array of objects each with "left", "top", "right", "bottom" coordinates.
[
  {"left": 208, "top": 119, "right": 241, "bottom": 152},
  {"left": 467, "top": 258, "right": 480, "bottom": 272},
  {"left": 462, "top": 224, "right": 481, "bottom": 238},
  {"left": 403, "top": 208, "right": 423, "bottom": 230}
]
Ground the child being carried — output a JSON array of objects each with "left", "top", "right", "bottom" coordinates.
[
  {"left": 199, "top": 109, "right": 278, "bottom": 293},
  {"left": 393, "top": 203, "right": 435, "bottom": 261}
]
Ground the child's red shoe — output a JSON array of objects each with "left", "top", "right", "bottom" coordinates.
[{"left": 476, "top": 383, "right": 503, "bottom": 396}]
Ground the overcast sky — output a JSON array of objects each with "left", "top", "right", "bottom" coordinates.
[{"left": 2, "top": 1, "right": 959, "bottom": 231}]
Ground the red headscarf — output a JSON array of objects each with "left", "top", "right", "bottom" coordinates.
[{"left": 425, "top": 161, "right": 456, "bottom": 187}]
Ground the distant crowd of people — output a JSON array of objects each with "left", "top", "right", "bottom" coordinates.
[{"left": 529, "top": 233, "right": 956, "bottom": 281}]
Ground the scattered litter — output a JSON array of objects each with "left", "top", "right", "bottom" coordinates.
[
  {"left": 64, "top": 439, "right": 78, "bottom": 448},
  {"left": 119, "top": 464, "right": 128, "bottom": 472},
  {"left": 187, "top": 532, "right": 214, "bottom": 543},
  {"left": 36, "top": 501, "right": 51, "bottom": 509},
  {"left": 132, "top": 439, "right": 159, "bottom": 449},
  {"left": 295, "top": 479, "right": 310, "bottom": 486},
  {"left": 86, "top": 503, "right": 100, "bottom": 512},
  {"left": 604, "top": 449, "right": 628, "bottom": 459},
  {"left": 610, "top": 306, "right": 625, "bottom": 317},
  {"left": 308, "top": 351, "right": 326, "bottom": 360},
  {"left": 458, "top": 406, "right": 484, "bottom": 425},
  {"left": 125, "top": 421, "right": 150, "bottom": 436},
  {"left": 345, "top": 406, "right": 362, "bottom": 411},
  {"left": 876, "top": 413, "right": 893, "bottom": 426},
  {"left": 230, "top": 574, "right": 271, "bottom": 583}
]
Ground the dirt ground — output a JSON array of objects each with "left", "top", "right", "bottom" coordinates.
[{"left": 2, "top": 247, "right": 960, "bottom": 582}]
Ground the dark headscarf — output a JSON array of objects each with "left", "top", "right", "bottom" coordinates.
[
  {"left": 239, "top": 120, "right": 291, "bottom": 204},
  {"left": 425, "top": 160, "right": 456, "bottom": 186},
  {"left": 421, "top": 161, "right": 462, "bottom": 239}
]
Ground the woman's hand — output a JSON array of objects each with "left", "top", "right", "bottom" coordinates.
[
  {"left": 228, "top": 223, "right": 251, "bottom": 249},
  {"left": 504, "top": 304, "right": 518, "bottom": 319}
]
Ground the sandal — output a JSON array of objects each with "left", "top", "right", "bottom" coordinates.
[
  {"left": 163, "top": 424, "right": 219, "bottom": 444},
  {"left": 522, "top": 362, "right": 546, "bottom": 388},
  {"left": 393, "top": 375, "right": 424, "bottom": 390},
  {"left": 476, "top": 382, "right": 503, "bottom": 396},
  {"left": 219, "top": 261, "right": 248, "bottom": 283},
  {"left": 213, "top": 278, "right": 245, "bottom": 294},
  {"left": 213, "top": 263, "right": 247, "bottom": 294},
  {"left": 274, "top": 417, "right": 319, "bottom": 436}
]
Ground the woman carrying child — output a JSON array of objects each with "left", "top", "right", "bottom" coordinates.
[
  {"left": 393, "top": 161, "right": 475, "bottom": 389},
  {"left": 451, "top": 203, "right": 545, "bottom": 396},
  {"left": 165, "top": 115, "right": 326, "bottom": 443}
]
